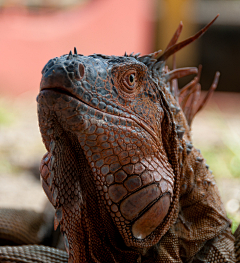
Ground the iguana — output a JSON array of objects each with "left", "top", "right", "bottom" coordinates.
[{"left": 0, "top": 15, "right": 239, "bottom": 262}]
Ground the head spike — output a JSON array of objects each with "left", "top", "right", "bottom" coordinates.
[
  {"left": 164, "top": 67, "right": 198, "bottom": 82},
  {"left": 137, "top": 50, "right": 161, "bottom": 65},
  {"left": 178, "top": 66, "right": 219, "bottom": 126},
  {"left": 134, "top": 53, "right": 141, "bottom": 58},
  {"left": 177, "top": 129, "right": 185, "bottom": 140},
  {"left": 194, "top": 71, "right": 220, "bottom": 114},
  {"left": 179, "top": 65, "right": 202, "bottom": 104},
  {"left": 184, "top": 83, "right": 201, "bottom": 125},
  {"left": 67, "top": 50, "right": 73, "bottom": 60},
  {"left": 74, "top": 47, "right": 77, "bottom": 55},
  {"left": 172, "top": 54, "right": 176, "bottom": 70},
  {"left": 165, "top": 21, "right": 183, "bottom": 51},
  {"left": 180, "top": 82, "right": 200, "bottom": 114},
  {"left": 157, "top": 15, "right": 219, "bottom": 62}
]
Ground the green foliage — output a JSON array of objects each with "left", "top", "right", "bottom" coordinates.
[
  {"left": 194, "top": 106, "right": 240, "bottom": 179},
  {"left": 0, "top": 158, "right": 15, "bottom": 174},
  {"left": 194, "top": 103, "right": 240, "bottom": 229},
  {"left": 0, "top": 102, "right": 15, "bottom": 126},
  {"left": 201, "top": 144, "right": 240, "bottom": 179},
  {"left": 228, "top": 213, "right": 240, "bottom": 233}
]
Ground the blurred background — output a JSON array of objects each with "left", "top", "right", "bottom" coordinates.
[{"left": 0, "top": 0, "right": 239, "bottom": 231}]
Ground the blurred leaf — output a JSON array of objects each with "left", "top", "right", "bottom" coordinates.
[
  {"left": 195, "top": 104, "right": 240, "bottom": 179},
  {"left": 0, "top": 102, "right": 16, "bottom": 126},
  {"left": 228, "top": 213, "right": 240, "bottom": 233}
]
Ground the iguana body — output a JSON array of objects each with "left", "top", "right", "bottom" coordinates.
[{"left": 0, "top": 16, "right": 239, "bottom": 262}]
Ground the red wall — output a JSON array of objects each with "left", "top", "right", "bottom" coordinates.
[{"left": 0, "top": 0, "right": 155, "bottom": 97}]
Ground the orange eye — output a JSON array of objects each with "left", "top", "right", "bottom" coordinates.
[
  {"left": 123, "top": 70, "right": 137, "bottom": 92},
  {"left": 126, "top": 73, "right": 135, "bottom": 86}
]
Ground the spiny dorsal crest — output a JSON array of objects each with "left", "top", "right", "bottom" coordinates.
[{"left": 124, "top": 15, "right": 220, "bottom": 126}]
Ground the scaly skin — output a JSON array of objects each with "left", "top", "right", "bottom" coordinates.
[
  {"left": 36, "top": 45, "right": 235, "bottom": 262},
  {"left": 0, "top": 209, "right": 48, "bottom": 246},
  {"left": 0, "top": 245, "right": 68, "bottom": 262}
]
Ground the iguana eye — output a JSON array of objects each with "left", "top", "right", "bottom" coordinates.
[
  {"left": 127, "top": 74, "right": 135, "bottom": 85},
  {"left": 123, "top": 70, "right": 137, "bottom": 92}
]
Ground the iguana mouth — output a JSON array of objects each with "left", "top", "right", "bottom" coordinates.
[{"left": 41, "top": 87, "right": 79, "bottom": 101}]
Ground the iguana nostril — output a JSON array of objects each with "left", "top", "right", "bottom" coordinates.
[{"left": 74, "top": 63, "right": 85, "bottom": 81}]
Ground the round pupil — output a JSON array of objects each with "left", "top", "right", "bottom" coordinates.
[{"left": 129, "top": 74, "right": 134, "bottom": 83}]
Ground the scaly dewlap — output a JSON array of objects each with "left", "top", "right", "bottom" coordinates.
[{"left": 132, "top": 194, "right": 170, "bottom": 239}]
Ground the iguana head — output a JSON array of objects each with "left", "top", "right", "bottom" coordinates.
[
  {"left": 37, "top": 16, "right": 219, "bottom": 259},
  {"left": 38, "top": 50, "right": 179, "bottom": 246}
]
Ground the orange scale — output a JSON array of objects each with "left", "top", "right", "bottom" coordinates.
[
  {"left": 134, "top": 163, "right": 145, "bottom": 174},
  {"left": 153, "top": 171, "right": 162, "bottom": 182},
  {"left": 114, "top": 170, "right": 127, "bottom": 183},
  {"left": 128, "top": 149, "right": 136, "bottom": 157},
  {"left": 120, "top": 157, "right": 131, "bottom": 166},
  {"left": 109, "top": 184, "right": 128, "bottom": 203},
  {"left": 122, "top": 164, "right": 134, "bottom": 175},
  {"left": 160, "top": 180, "right": 168, "bottom": 193},
  {"left": 118, "top": 151, "right": 128, "bottom": 160},
  {"left": 124, "top": 176, "right": 142, "bottom": 192},
  {"left": 104, "top": 155, "right": 118, "bottom": 165},
  {"left": 140, "top": 171, "right": 153, "bottom": 185},
  {"left": 131, "top": 156, "right": 139, "bottom": 164},
  {"left": 97, "top": 134, "right": 108, "bottom": 144}
]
